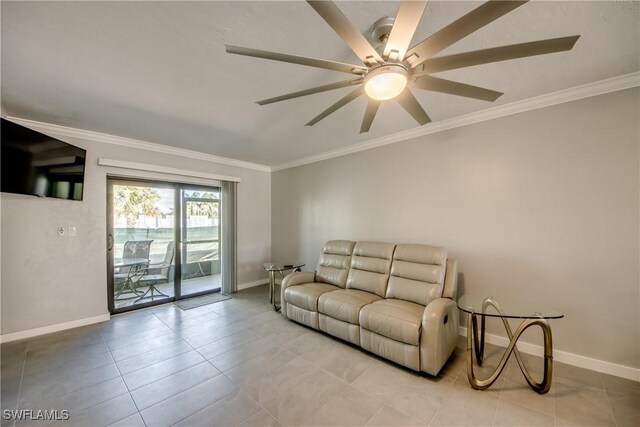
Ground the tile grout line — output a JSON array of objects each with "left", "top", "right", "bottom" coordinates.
[
  {"left": 107, "top": 309, "right": 241, "bottom": 421},
  {"left": 16, "top": 364, "right": 124, "bottom": 412},
  {"left": 19, "top": 376, "right": 126, "bottom": 416},
  {"left": 9, "top": 343, "right": 28, "bottom": 427},
  {"left": 506, "top": 400, "right": 556, "bottom": 425},
  {"left": 168, "top": 388, "right": 262, "bottom": 427},
  {"left": 362, "top": 405, "right": 385, "bottom": 427},
  {"left": 16, "top": 327, "right": 132, "bottom": 425},
  {"left": 130, "top": 370, "right": 231, "bottom": 421},
  {"left": 490, "top": 380, "right": 503, "bottom": 426},
  {"left": 14, "top": 301, "right": 262, "bottom": 424},
  {"left": 121, "top": 355, "right": 214, "bottom": 393},
  {"left": 553, "top": 392, "right": 557, "bottom": 427},
  {"left": 153, "top": 313, "right": 252, "bottom": 372},
  {"left": 102, "top": 322, "right": 176, "bottom": 346},
  {"left": 213, "top": 317, "right": 330, "bottom": 425},
  {"left": 141, "top": 293, "right": 351, "bottom": 425},
  {"left": 427, "top": 359, "right": 462, "bottom": 426},
  {"left": 267, "top": 330, "right": 428, "bottom": 426},
  {"left": 131, "top": 301, "right": 277, "bottom": 424},
  {"left": 150, "top": 309, "right": 244, "bottom": 373},
  {"left": 600, "top": 372, "right": 620, "bottom": 427},
  {"left": 98, "top": 324, "right": 148, "bottom": 427},
  {"left": 113, "top": 346, "right": 194, "bottom": 377},
  {"left": 490, "top": 360, "right": 508, "bottom": 427},
  {"left": 138, "top": 370, "right": 238, "bottom": 427},
  {"left": 106, "top": 328, "right": 188, "bottom": 359},
  {"left": 104, "top": 329, "right": 177, "bottom": 352}
]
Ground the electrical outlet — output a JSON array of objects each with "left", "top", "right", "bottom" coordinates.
[
  {"left": 57, "top": 227, "right": 66, "bottom": 237},
  {"left": 68, "top": 226, "right": 77, "bottom": 237}
]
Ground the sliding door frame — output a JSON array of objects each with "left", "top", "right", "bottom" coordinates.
[
  {"left": 107, "top": 176, "right": 221, "bottom": 315},
  {"left": 179, "top": 185, "right": 222, "bottom": 300}
]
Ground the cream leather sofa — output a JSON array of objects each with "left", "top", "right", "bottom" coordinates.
[{"left": 281, "top": 240, "right": 459, "bottom": 376}]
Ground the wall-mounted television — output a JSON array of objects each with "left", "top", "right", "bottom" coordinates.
[{"left": 1, "top": 118, "right": 86, "bottom": 201}]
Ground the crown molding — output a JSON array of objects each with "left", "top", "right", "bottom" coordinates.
[
  {"left": 4, "top": 116, "right": 272, "bottom": 173},
  {"left": 5, "top": 72, "right": 638, "bottom": 174},
  {"left": 271, "top": 72, "right": 640, "bottom": 172}
]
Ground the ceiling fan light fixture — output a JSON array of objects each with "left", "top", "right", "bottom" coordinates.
[{"left": 364, "top": 64, "right": 408, "bottom": 101}]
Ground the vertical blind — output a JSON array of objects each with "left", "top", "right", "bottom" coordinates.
[{"left": 220, "top": 180, "right": 237, "bottom": 295}]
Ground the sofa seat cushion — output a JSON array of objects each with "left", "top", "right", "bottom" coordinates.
[
  {"left": 284, "top": 283, "right": 340, "bottom": 312},
  {"left": 359, "top": 299, "right": 425, "bottom": 346},
  {"left": 318, "top": 289, "right": 381, "bottom": 324}
]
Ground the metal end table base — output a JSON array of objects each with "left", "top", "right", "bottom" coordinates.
[
  {"left": 268, "top": 267, "right": 302, "bottom": 311},
  {"left": 466, "top": 297, "right": 553, "bottom": 394}
]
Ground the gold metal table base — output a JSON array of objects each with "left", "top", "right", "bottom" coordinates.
[{"left": 466, "top": 297, "right": 553, "bottom": 394}]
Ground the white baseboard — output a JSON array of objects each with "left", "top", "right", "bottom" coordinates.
[
  {"left": 0, "top": 283, "right": 268, "bottom": 343},
  {"left": 0, "top": 314, "right": 111, "bottom": 344},
  {"left": 237, "top": 280, "right": 268, "bottom": 291},
  {"left": 459, "top": 326, "right": 639, "bottom": 382}
]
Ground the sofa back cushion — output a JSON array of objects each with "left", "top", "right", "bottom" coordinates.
[
  {"left": 315, "top": 240, "right": 356, "bottom": 288},
  {"left": 386, "top": 244, "right": 447, "bottom": 306},
  {"left": 346, "top": 242, "right": 396, "bottom": 297}
]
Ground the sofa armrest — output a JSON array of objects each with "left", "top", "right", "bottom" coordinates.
[
  {"left": 420, "top": 297, "right": 459, "bottom": 375},
  {"left": 281, "top": 271, "right": 315, "bottom": 314},
  {"left": 442, "top": 259, "right": 458, "bottom": 299}
]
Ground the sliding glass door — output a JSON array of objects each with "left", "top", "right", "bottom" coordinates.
[
  {"left": 107, "top": 178, "right": 222, "bottom": 313},
  {"left": 180, "top": 188, "right": 221, "bottom": 297}
]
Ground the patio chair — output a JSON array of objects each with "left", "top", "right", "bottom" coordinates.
[
  {"left": 129, "top": 241, "right": 175, "bottom": 302},
  {"left": 114, "top": 239, "right": 154, "bottom": 299},
  {"left": 115, "top": 239, "right": 153, "bottom": 276},
  {"left": 122, "top": 240, "right": 153, "bottom": 261},
  {"left": 193, "top": 250, "right": 219, "bottom": 277}
]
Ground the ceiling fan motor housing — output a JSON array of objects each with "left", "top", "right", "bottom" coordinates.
[{"left": 370, "top": 16, "right": 395, "bottom": 44}]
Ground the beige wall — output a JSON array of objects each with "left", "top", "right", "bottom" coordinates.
[
  {"left": 1, "top": 133, "right": 271, "bottom": 335},
  {"left": 272, "top": 88, "right": 640, "bottom": 369}
]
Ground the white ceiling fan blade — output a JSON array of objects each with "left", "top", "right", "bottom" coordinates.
[
  {"left": 307, "top": 1, "right": 383, "bottom": 65},
  {"left": 360, "top": 100, "right": 381, "bottom": 133},
  {"left": 225, "top": 45, "right": 367, "bottom": 75},
  {"left": 421, "top": 35, "right": 580, "bottom": 73},
  {"left": 306, "top": 86, "right": 365, "bottom": 126},
  {"left": 257, "top": 78, "right": 363, "bottom": 105},
  {"left": 396, "top": 89, "right": 431, "bottom": 125},
  {"left": 406, "top": 1, "right": 528, "bottom": 67},
  {"left": 384, "top": 1, "right": 429, "bottom": 61},
  {"left": 412, "top": 75, "right": 503, "bottom": 101}
]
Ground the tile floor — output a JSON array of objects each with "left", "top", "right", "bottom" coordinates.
[{"left": 1, "top": 285, "right": 638, "bottom": 427}]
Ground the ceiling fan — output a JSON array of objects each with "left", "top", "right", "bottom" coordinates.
[{"left": 226, "top": 0, "right": 580, "bottom": 133}]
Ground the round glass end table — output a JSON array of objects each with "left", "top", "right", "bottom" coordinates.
[
  {"left": 263, "top": 263, "right": 305, "bottom": 311},
  {"left": 457, "top": 294, "right": 564, "bottom": 394}
]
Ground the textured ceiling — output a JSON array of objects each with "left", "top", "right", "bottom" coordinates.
[{"left": 2, "top": 1, "right": 639, "bottom": 167}]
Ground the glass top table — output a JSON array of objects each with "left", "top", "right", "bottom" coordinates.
[
  {"left": 114, "top": 258, "right": 150, "bottom": 299},
  {"left": 457, "top": 294, "right": 564, "bottom": 319},
  {"left": 457, "top": 294, "right": 563, "bottom": 394},
  {"left": 262, "top": 263, "right": 305, "bottom": 311},
  {"left": 263, "top": 263, "right": 305, "bottom": 272}
]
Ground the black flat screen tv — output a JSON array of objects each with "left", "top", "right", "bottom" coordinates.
[{"left": 1, "top": 118, "right": 86, "bottom": 201}]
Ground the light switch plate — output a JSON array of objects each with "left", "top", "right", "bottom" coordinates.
[{"left": 68, "top": 226, "right": 77, "bottom": 237}]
